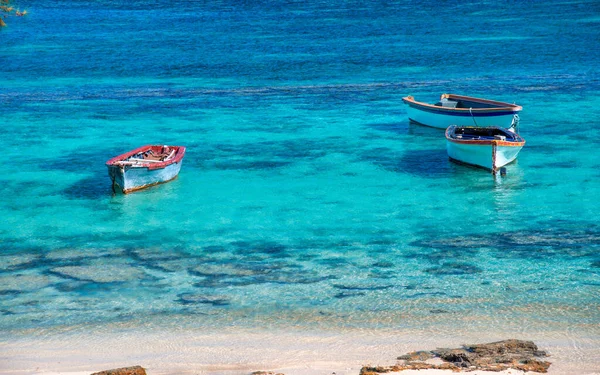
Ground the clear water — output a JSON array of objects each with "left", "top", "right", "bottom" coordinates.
[{"left": 1, "top": 0, "right": 599, "bottom": 354}]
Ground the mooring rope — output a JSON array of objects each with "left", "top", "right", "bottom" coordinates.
[
  {"left": 491, "top": 141, "right": 497, "bottom": 175},
  {"left": 469, "top": 107, "right": 479, "bottom": 127},
  {"left": 511, "top": 114, "right": 520, "bottom": 134}
]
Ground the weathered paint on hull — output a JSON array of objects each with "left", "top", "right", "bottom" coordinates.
[
  {"left": 108, "top": 161, "right": 183, "bottom": 194},
  {"left": 406, "top": 105, "right": 518, "bottom": 129},
  {"left": 446, "top": 141, "right": 523, "bottom": 170}
]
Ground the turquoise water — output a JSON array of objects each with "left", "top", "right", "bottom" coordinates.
[{"left": 1, "top": 0, "right": 599, "bottom": 348}]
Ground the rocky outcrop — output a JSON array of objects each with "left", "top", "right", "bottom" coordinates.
[
  {"left": 90, "top": 366, "right": 146, "bottom": 375},
  {"left": 361, "top": 339, "right": 551, "bottom": 373}
]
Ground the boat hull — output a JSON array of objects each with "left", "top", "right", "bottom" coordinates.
[
  {"left": 446, "top": 141, "right": 523, "bottom": 170},
  {"left": 406, "top": 105, "right": 519, "bottom": 129},
  {"left": 106, "top": 145, "right": 186, "bottom": 194},
  {"left": 403, "top": 94, "right": 522, "bottom": 129},
  {"left": 445, "top": 126, "right": 525, "bottom": 171},
  {"left": 107, "top": 161, "right": 183, "bottom": 194}
]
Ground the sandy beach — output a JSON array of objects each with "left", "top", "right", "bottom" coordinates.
[
  {"left": 22, "top": 371, "right": 562, "bottom": 375},
  {"left": 2, "top": 327, "right": 599, "bottom": 375}
]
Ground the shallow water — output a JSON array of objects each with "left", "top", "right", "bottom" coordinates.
[{"left": 1, "top": 0, "right": 599, "bottom": 369}]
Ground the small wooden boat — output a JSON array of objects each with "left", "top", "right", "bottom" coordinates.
[
  {"left": 445, "top": 126, "right": 525, "bottom": 172},
  {"left": 402, "top": 94, "right": 522, "bottom": 130},
  {"left": 106, "top": 145, "right": 186, "bottom": 194}
]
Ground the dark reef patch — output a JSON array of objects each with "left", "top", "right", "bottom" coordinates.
[
  {"left": 231, "top": 240, "right": 289, "bottom": 258},
  {"left": 360, "top": 147, "right": 451, "bottom": 178},
  {"left": 372, "top": 261, "right": 394, "bottom": 268},
  {"left": 210, "top": 159, "right": 292, "bottom": 171},
  {"left": 0, "top": 290, "right": 22, "bottom": 296},
  {"left": 63, "top": 174, "right": 114, "bottom": 200},
  {"left": 423, "top": 262, "right": 483, "bottom": 276},
  {"left": 365, "top": 122, "right": 410, "bottom": 135},
  {"left": 413, "top": 228, "right": 600, "bottom": 260},
  {"left": 406, "top": 291, "right": 448, "bottom": 298},
  {"left": 403, "top": 247, "right": 480, "bottom": 264},
  {"left": 191, "top": 137, "right": 344, "bottom": 171},
  {"left": 334, "top": 291, "right": 366, "bottom": 299},
  {"left": 317, "top": 257, "right": 352, "bottom": 268},
  {"left": 333, "top": 284, "right": 393, "bottom": 291},
  {"left": 177, "top": 293, "right": 230, "bottom": 306}
]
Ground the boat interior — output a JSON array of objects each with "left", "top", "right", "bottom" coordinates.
[
  {"left": 124, "top": 146, "right": 176, "bottom": 164},
  {"left": 451, "top": 127, "right": 519, "bottom": 141},
  {"left": 435, "top": 97, "right": 502, "bottom": 109}
]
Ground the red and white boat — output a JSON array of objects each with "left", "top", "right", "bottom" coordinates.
[{"left": 106, "top": 145, "right": 186, "bottom": 193}]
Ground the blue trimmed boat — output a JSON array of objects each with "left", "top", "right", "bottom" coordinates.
[
  {"left": 445, "top": 125, "right": 525, "bottom": 172},
  {"left": 402, "top": 94, "right": 522, "bottom": 130},
  {"left": 106, "top": 145, "right": 186, "bottom": 194}
]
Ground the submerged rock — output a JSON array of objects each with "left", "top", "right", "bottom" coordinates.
[
  {"left": 189, "top": 263, "right": 259, "bottom": 277},
  {"left": 45, "top": 247, "right": 125, "bottom": 262},
  {"left": 50, "top": 264, "right": 147, "bottom": 283},
  {"left": 423, "top": 262, "right": 483, "bottom": 275},
  {"left": 91, "top": 365, "right": 146, "bottom": 375},
  {"left": 177, "top": 293, "right": 230, "bottom": 306},
  {"left": 0, "top": 254, "right": 41, "bottom": 271},
  {"left": 0, "top": 273, "right": 55, "bottom": 293},
  {"left": 364, "top": 339, "right": 551, "bottom": 373}
]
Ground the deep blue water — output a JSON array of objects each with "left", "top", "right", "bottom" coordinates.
[{"left": 1, "top": 0, "right": 599, "bottom": 343}]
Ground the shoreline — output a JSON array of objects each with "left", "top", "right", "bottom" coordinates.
[{"left": 1, "top": 327, "right": 599, "bottom": 375}]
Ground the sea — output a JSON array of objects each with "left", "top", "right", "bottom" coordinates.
[{"left": 1, "top": 0, "right": 600, "bottom": 373}]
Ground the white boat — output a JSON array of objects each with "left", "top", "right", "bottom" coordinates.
[
  {"left": 445, "top": 125, "right": 525, "bottom": 172},
  {"left": 106, "top": 145, "right": 186, "bottom": 193},
  {"left": 403, "top": 94, "right": 522, "bottom": 130}
]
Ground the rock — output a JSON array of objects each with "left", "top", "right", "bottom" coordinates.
[
  {"left": 359, "top": 366, "right": 396, "bottom": 374},
  {"left": 431, "top": 348, "right": 474, "bottom": 366},
  {"left": 397, "top": 350, "right": 433, "bottom": 361},
  {"left": 518, "top": 358, "right": 552, "bottom": 373},
  {"left": 364, "top": 339, "right": 551, "bottom": 374},
  {"left": 466, "top": 338, "right": 541, "bottom": 356},
  {"left": 90, "top": 365, "right": 146, "bottom": 375}
]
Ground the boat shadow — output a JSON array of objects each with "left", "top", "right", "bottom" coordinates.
[
  {"left": 44, "top": 146, "right": 130, "bottom": 200},
  {"left": 362, "top": 147, "right": 451, "bottom": 178},
  {"left": 406, "top": 121, "right": 447, "bottom": 139},
  {"left": 377, "top": 146, "right": 523, "bottom": 181},
  {"left": 397, "top": 148, "right": 455, "bottom": 178},
  {"left": 63, "top": 172, "right": 115, "bottom": 200},
  {"left": 365, "top": 121, "right": 445, "bottom": 140}
]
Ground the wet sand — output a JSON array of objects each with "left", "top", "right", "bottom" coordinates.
[{"left": 1, "top": 327, "right": 599, "bottom": 375}]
